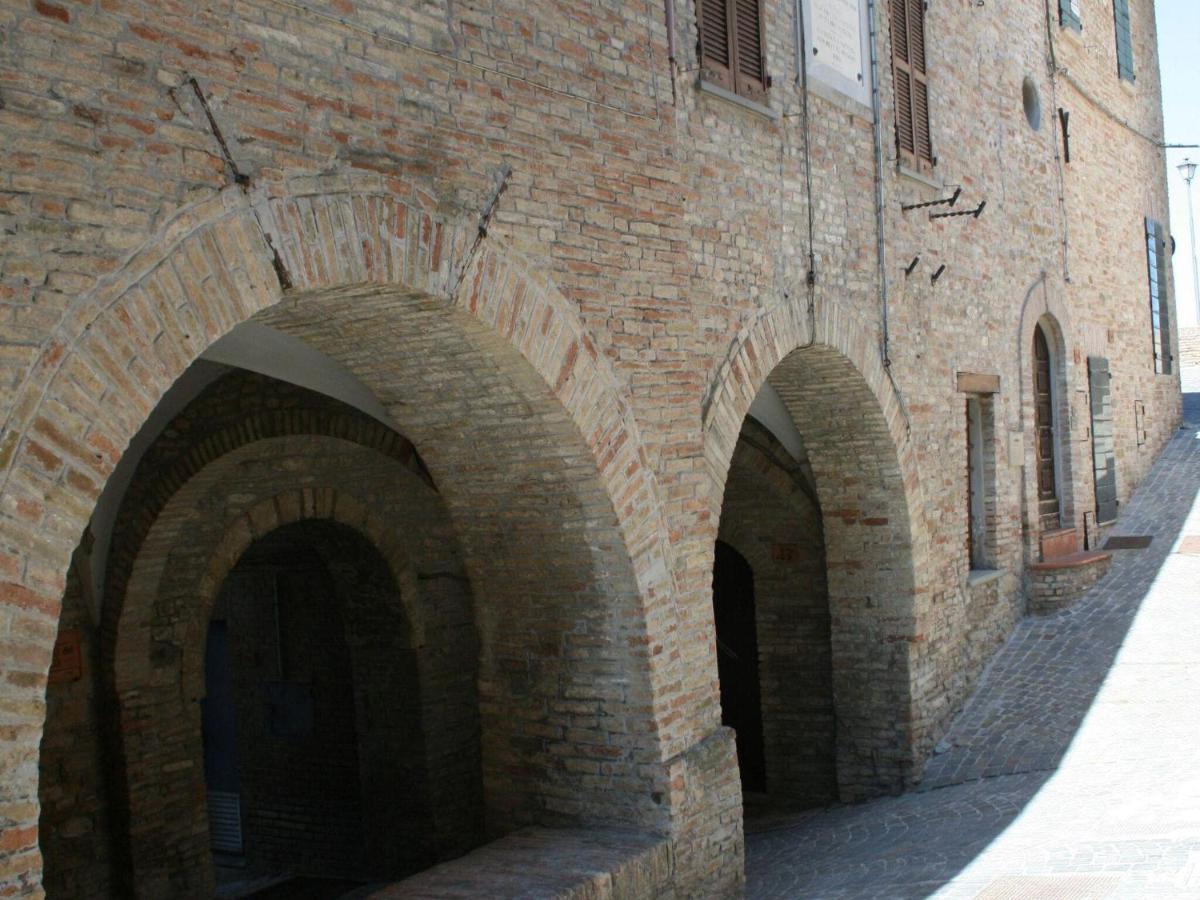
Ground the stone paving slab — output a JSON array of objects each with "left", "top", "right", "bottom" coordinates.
[{"left": 746, "top": 376, "right": 1200, "bottom": 898}]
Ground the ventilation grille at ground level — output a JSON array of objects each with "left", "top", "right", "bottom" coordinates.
[
  {"left": 208, "top": 791, "right": 243, "bottom": 854},
  {"left": 1103, "top": 535, "right": 1153, "bottom": 550}
]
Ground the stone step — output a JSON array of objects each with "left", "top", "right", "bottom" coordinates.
[
  {"left": 1028, "top": 550, "right": 1113, "bottom": 614},
  {"left": 362, "top": 827, "right": 673, "bottom": 899}
]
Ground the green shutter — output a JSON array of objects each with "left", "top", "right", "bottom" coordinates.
[
  {"left": 1113, "top": 0, "right": 1134, "bottom": 82},
  {"left": 1155, "top": 222, "right": 1170, "bottom": 375},
  {"left": 1088, "top": 357, "right": 1118, "bottom": 525},
  {"left": 1145, "top": 218, "right": 1171, "bottom": 374},
  {"left": 1059, "top": 0, "right": 1081, "bottom": 32}
]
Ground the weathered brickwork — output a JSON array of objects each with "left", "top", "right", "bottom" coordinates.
[
  {"left": 718, "top": 421, "right": 834, "bottom": 806},
  {"left": 1028, "top": 550, "right": 1114, "bottom": 616},
  {"left": 37, "top": 573, "right": 113, "bottom": 900},
  {"left": 0, "top": 0, "right": 1178, "bottom": 895}
]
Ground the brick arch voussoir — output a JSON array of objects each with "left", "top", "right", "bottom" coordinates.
[
  {"left": 1017, "top": 278, "right": 1076, "bottom": 535},
  {"left": 251, "top": 174, "right": 685, "bottom": 752},
  {"left": 99, "top": 404, "right": 431, "bottom": 668},
  {"left": 254, "top": 181, "right": 677, "bottom": 618},
  {"left": 1016, "top": 276, "right": 1073, "bottom": 416},
  {"left": 113, "top": 436, "right": 434, "bottom": 697},
  {"left": 702, "top": 301, "right": 917, "bottom": 527},
  {"left": 176, "top": 488, "right": 425, "bottom": 699}
]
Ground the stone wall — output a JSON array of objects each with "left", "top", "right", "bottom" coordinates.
[{"left": 0, "top": 0, "right": 1178, "bottom": 894}]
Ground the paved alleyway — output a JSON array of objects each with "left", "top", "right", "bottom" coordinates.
[{"left": 747, "top": 371, "right": 1200, "bottom": 899}]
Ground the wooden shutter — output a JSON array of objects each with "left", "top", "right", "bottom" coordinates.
[
  {"left": 1113, "top": 0, "right": 1134, "bottom": 82},
  {"left": 889, "top": 0, "right": 933, "bottom": 172},
  {"left": 733, "top": 0, "right": 768, "bottom": 104},
  {"left": 697, "top": 0, "right": 768, "bottom": 103},
  {"left": 1088, "top": 357, "right": 1118, "bottom": 525},
  {"left": 698, "top": 0, "right": 734, "bottom": 91},
  {"left": 1145, "top": 218, "right": 1171, "bottom": 374},
  {"left": 1059, "top": 0, "right": 1081, "bottom": 32}
]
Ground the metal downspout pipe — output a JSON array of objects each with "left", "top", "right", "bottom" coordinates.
[
  {"left": 866, "top": 0, "right": 891, "bottom": 366},
  {"left": 866, "top": 0, "right": 911, "bottom": 436}
]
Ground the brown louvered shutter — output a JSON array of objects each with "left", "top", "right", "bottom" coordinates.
[
  {"left": 890, "top": 0, "right": 933, "bottom": 172},
  {"left": 733, "top": 0, "right": 768, "bottom": 104},
  {"left": 698, "top": 0, "right": 768, "bottom": 103},
  {"left": 890, "top": 0, "right": 914, "bottom": 158},
  {"left": 698, "top": 0, "right": 734, "bottom": 91}
]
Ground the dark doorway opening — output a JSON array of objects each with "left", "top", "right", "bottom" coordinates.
[
  {"left": 1033, "top": 323, "right": 1061, "bottom": 531},
  {"left": 203, "top": 525, "right": 367, "bottom": 888},
  {"left": 202, "top": 620, "right": 243, "bottom": 856},
  {"left": 712, "top": 540, "right": 767, "bottom": 792},
  {"left": 202, "top": 521, "right": 405, "bottom": 893}
]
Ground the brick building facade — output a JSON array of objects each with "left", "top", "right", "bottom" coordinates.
[{"left": 0, "top": 0, "right": 1179, "bottom": 896}]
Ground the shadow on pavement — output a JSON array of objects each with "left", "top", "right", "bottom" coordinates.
[{"left": 745, "top": 376, "right": 1200, "bottom": 899}]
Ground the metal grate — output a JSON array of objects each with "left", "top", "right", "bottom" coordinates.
[
  {"left": 1103, "top": 535, "right": 1153, "bottom": 550},
  {"left": 208, "top": 790, "right": 243, "bottom": 854}
]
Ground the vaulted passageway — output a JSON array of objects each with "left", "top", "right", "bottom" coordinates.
[
  {"left": 27, "top": 182, "right": 690, "bottom": 896},
  {"left": 706, "top": 328, "right": 923, "bottom": 806}
]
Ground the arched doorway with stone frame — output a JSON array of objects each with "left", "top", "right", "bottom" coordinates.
[
  {"left": 1020, "top": 309, "right": 1078, "bottom": 560},
  {"left": 703, "top": 302, "right": 926, "bottom": 806},
  {"left": 13, "top": 174, "right": 715, "bottom": 897}
]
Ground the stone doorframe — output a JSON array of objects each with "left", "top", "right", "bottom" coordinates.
[{"left": 1015, "top": 277, "right": 1078, "bottom": 556}]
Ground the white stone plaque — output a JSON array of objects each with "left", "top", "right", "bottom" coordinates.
[{"left": 812, "top": 0, "right": 863, "bottom": 85}]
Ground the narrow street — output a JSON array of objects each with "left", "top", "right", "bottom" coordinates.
[{"left": 747, "top": 368, "right": 1200, "bottom": 899}]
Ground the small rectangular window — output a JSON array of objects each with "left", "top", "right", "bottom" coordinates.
[
  {"left": 1059, "top": 0, "right": 1082, "bottom": 32},
  {"left": 1145, "top": 218, "right": 1171, "bottom": 374},
  {"left": 889, "top": 0, "right": 933, "bottom": 173},
  {"left": 1113, "top": 0, "right": 1134, "bottom": 82},
  {"left": 697, "top": 0, "right": 769, "bottom": 105},
  {"left": 966, "top": 397, "right": 995, "bottom": 571}
]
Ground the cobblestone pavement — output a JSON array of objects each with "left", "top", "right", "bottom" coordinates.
[{"left": 747, "top": 372, "right": 1200, "bottom": 898}]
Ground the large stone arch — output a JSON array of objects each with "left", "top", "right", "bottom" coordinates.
[
  {"left": 0, "top": 171, "right": 708, "bottom": 893},
  {"left": 702, "top": 300, "right": 928, "bottom": 798}
]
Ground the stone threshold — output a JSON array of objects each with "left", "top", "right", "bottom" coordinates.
[{"left": 362, "top": 827, "right": 673, "bottom": 899}]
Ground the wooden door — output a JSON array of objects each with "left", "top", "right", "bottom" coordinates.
[{"left": 1033, "top": 325, "right": 1060, "bottom": 530}]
